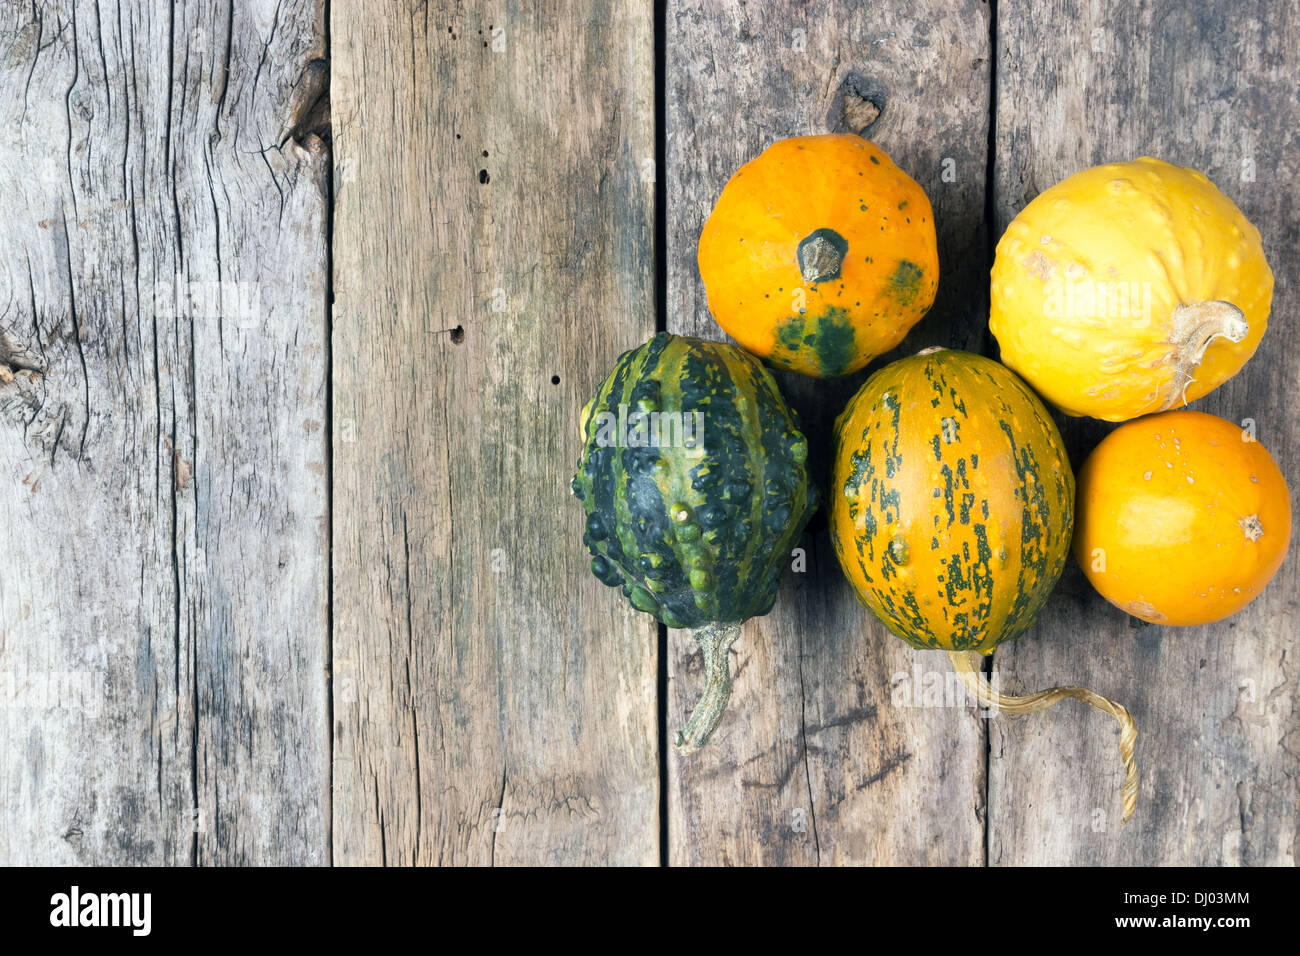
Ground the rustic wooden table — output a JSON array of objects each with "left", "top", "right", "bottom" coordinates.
[{"left": 0, "top": 0, "right": 1294, "bottom": 866}]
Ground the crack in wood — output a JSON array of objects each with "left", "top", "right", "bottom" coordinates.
[{"left": 281, "top": 58, "right": 331, "bottom": 149}]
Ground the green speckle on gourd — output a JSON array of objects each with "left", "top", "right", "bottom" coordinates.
[
  {"left": 776, "top": 315, "right": 806, "bottom": 353},
  {"left": 772, "top": 306, "right": 856, "bottom": 377},
  {"left": 807, "top": 307, "right": 856, "bottom": 376},
  {"left": 887, "top": 259, "right": 925, "bottom": 306},
  {"left": 677, "top": 522, "right": 702, "bottom": 542},
  {"left": 690, "top": 568, "right": 712, "bottom": 591}
]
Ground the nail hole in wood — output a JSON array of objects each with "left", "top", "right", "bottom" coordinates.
[
  {"left": 551, "top": 375, "right": 560, "bottom": 385},
  {"left": 450, "top": 326, "right": 465, "bottom": 344},
  {"left": 832, "top": 73, "right": 887, "bottom": 137}
]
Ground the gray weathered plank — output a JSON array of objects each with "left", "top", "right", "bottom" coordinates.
[
  {"left": 666, "top": 0, "right": 992, "bottom": 864},
  {"left": 330, "top": 1, "right": 659, "bottom": 865},
  {"left": 991, "top": 0, "right": 1300, "bottom": 864},
  {"left": 0, "top": 0, "right": 330, "bottom": 864}
]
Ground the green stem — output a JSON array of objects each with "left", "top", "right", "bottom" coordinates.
[{"left": 674, "top": 621, "right": 743, "bottom": 755}]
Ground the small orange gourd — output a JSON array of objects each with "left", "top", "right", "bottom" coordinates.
[
  {"left": 698, "top": 134, "right": 938, "bottom": 378},
  {"left": 1075, "top": 410, "right": 1292, "bottom": 625}
]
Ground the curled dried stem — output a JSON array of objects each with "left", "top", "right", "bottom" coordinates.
[
  {"left": 948, "top": 650, "right": 1139, "bottom": 823},
  {"left": 1161, "top": 300, "right": 1248, "bottom": 410}
]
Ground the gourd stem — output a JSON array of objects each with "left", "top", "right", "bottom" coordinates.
[
  {"left": 674, "top": 621, "right": 744, "bottom": 755},
  {"left": 1162, "top": 300, "right": 1249, "bottom": 410},
  {"left": 947, "top": 651, "right": 1139, "bottom": 823}
]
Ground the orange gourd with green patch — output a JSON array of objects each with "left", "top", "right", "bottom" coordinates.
[{"left": 698, "top": 134, "right": 939, "bottom": 378}]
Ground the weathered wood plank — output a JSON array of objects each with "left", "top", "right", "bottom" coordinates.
[
  {"left": 330, "top": 1, "right": 659, "bottom": 865},
  {"left": 991, "top": 0, "right": 1300, "bottom": 864},
  {"left": 666, "top": 0, "right": 992, "bottom": 864},
  {"left": 0, "top": 0, "right": 330, "bottom": 864}
]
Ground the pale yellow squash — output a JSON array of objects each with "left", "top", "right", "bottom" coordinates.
[{"left": 990, "top": 158, "right": 1272, "bottom": 421}]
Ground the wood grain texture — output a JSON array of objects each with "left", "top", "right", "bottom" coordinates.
[
  {"left": 990, "top": 0, "right": 1300, "bottom": 864},
  {"left": 666, "top": 0, "right": 992, "bottom": 864},
  {"left": 330, "top": 1, "right": 659, "bottom": 865},
  {"left": 4, "top": 0, "right": 1296, "bottom": 869},
  {"left": 0, "top": 0, "right": 329, "bottom": 864}
]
